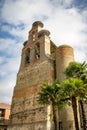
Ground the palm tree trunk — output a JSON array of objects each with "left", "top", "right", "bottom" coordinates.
[
  {"left": 52, "top": 104, "right": 58, "bottom": 130},
  {"left": 79, "top": 100, "right": 86, "bottom": 130},
  {"left": 71, "top": 96, "right": 79, "bottom": 130}
]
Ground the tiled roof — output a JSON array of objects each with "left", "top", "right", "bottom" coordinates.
[{"left": 0, "top": 102, "right": 10, "bottom": 109}]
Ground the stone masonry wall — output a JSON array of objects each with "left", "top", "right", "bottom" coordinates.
[{"left": 8, "top": 59, "right": 55, "bottom": 130}]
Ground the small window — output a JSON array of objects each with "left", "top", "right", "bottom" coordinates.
[
  {"left": 0, "top": 109, "right": 5, "bottom": 117},
  {"left": 59, "top": 121, "right": 63, "bottom": 130},
  {"left": 25, "top": 48, "right": 30, "bottom": 64},
  {"left": 35, "top": 43, "right": 40, "bottom": 59}
]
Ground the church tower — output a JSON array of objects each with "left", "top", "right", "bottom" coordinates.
[{"left": 8, "top": 21, "right": 75, "bottom": 130}]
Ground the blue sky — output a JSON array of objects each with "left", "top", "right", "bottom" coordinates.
[{"left": 0, "top": 0, "right": 87, "bottom": 104}]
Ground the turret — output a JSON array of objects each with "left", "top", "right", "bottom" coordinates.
[
  {"left": 28, "top": 21, "right": 44, "bottom": 42},
  {"left": 56, "top": 45, "right": 74, "bottom": 82},
  {"left": 19, "top": 21, "right": 51, "bottom": 70}
]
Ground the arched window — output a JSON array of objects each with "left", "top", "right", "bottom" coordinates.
[
  {"left": 35, "top": 43, "right": 40, "bottom": 59},
  {"left": 25, "top": 48, "right": 30, "bottom": 64}
]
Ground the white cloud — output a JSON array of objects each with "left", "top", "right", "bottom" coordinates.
[
  {"left": 0, "top": 55, "right": 20, "bottom": 104},
  {"left": 0, "top": 57, "right": 20, "bottom": 74},
  {"left": 0, "top": 38, "right": 15, "bottom": 51},
  {"left": 0, "top": 73, "right": 16, "bottom": 103},
  {"left": 65, "top": 0, "right": 73, "bottom": 4},
  {"left": 44, "top": 8, "right": 87, "bottom": 46},
  {"left": 74, "top": 49, "right": 87, "bottom": 63},
  {"left": 0, "top": 38, "right": 21, "bottom": 104},
  {"left": 0, "top": 56, "right": 5, "bottom": 64},
  {"left": 0, "top": 38, "right": 22, "bottom": 57},
  {"left": 1, "top": 0, "right": 52, "bottom": 25}
]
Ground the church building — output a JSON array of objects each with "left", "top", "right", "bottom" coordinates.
[{"left": 8, "top": 21, "right": 77, "bottom": 130}]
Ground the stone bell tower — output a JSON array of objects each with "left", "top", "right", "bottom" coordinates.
[
  {"left": 8, "top": 21, "right": 75, "bottom": 130},
  {"left": 8, "top": 21, "right": 56, "bottom": 130}
]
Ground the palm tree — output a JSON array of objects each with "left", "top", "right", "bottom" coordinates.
[
  {"left": 38, "top": 81, "right": 64, "bottom": 130},
  {"left": 65, "top": 61, "right": 87, "bottom": 130},
  {"left": 62, "top": 78, "right": 86, "bottom": 130},
  {"left": 65, "top": 61, "right": 87, "bottom": 81}
]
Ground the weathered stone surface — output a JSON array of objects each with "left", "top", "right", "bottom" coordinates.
[{"left": 8, "top": 21, "right": 81, "bottom": 130}]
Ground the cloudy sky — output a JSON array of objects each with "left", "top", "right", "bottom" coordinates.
[{"left": 0, "top": 0, "right": 87, "bottom": 104}]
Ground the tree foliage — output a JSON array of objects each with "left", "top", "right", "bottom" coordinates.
[
  {"left": 38, "top": 81, "right": 65, "bottom": 130},
  {"left": 65, "top": 61, "right": 87, "bottom": 130},
  {"left": 65, "top": 61, "right": 87, "bottom": 83},
  {"left": 38, "top": 61, "right": 87, "bottom": 130},
  {"left": 61, "top": 77, "right": 86, "bottom": 130}
]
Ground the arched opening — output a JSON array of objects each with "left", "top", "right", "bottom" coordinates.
[
  {"left": 25, "top": 48, "right": 30, "bottom": 64},
  {"left": 35, "top": 43, "right": 40, "bottom": 59}
]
